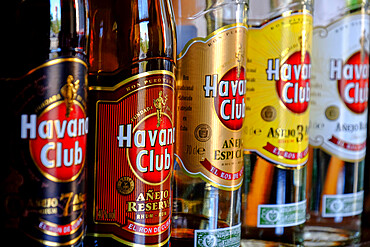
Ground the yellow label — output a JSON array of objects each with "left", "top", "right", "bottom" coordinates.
[
  {"left": 243, "top": 13, "right": 312, "bottom": 168},
  {"left": 175, "top": 24, "right": 248, "bottom": 190}
]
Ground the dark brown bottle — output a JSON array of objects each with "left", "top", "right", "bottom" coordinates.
[
  {"left": 84, "top": 0, "right": 176, "bottom": 246},
  {"left": 0, "top": 0, "right": 88, "bottom": 246}
]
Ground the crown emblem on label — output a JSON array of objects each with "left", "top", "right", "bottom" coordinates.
[
  {"left": 61, "top": 75, "right": 80, "bottom": 117},
  {"left": 153, "top": 91, "right": 168, "bottom": 127},
  {"left": 235, "top": 44, "right": 244, "bottom": 78}
]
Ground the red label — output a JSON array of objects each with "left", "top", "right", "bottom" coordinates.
[
  {"left": 38, "top": 214, "right": 84, "bottom": 236},
  {"left": 27, "top": 102, "right": 87, "bottom": 182},
  {"left": 127, "top": 114, "right": 174, "bottom": 185},
  {"left": 329, "top": 135, "right": 367, "bottom": 151},
  {"left": 275, "top": 52, "right": 311, "bottom": 114},
  {"left": 263, "top": 142, "right": 309, "bottom": 160},
  {"left": 213, "top": 67, "right": 246, "bottom": 130},
  {"left": 337, "top": 52, "right": 369, "bottom": 114},
  {"left": 200, "top": 158, "right": 244, "bottom": 181},
  {"left": 92, "top": 72, "right": 174, "bottom": 245},
  {"left": 203, "top": 67, "right": 246, "bottom": 130}
]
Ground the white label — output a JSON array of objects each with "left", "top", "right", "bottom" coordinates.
[{"left": 309, "top": 13, "right": 370, "bottom": 162}]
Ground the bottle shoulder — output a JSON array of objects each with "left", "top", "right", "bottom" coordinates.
[
  {"left": 88, "top": 0, "right": 176, "bottom": 75},
  {"left": 88, "top": 58, "right": 175, "bottom": 87},
  {"left": 1, "top": 0, "right": 88, "bottom": 78}
]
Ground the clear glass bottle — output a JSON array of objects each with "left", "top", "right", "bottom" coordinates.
[
  {"left": 362, "top": 111, "right": 370, "bottom": 241},
  {"left": 305, "top": 0, "right": 370, "bottom": 245},
  {"left": 171, "top": 0, "right": 248, "bottom": 246},
  {"left": 241, "top": 0, "right": 312, "bottom": 246}
]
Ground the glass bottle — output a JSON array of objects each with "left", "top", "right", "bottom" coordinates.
[
  {"left": 0, "top": 0, "right": 88, "bottom": 246},
  {"left": 305, "top": 0, "right": 370, "bottom": 245},
  {"left": 241, "top": 0, "right": 312, "bottom": 245},
  {"left": 362, "top": 111, "right": 370, "bottom": 242},
  {"left": 84, "top": 0, "right": 176, "bottom": 246},
  {"left": 171, "top": 1, "right": 248, "bottom": 246}
]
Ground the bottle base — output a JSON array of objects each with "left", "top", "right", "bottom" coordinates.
[
  {"left": 170, "top": 236, "right": 194, "bottom": 247},
  {"left": 303, "top": 226, "right": 360, "bottom": 246},
  {"left": 241, "top": 239, "right": 298, "bottom": 246},
  {"left": 241, "top": 225, "right": 304, "bottom": 246}
]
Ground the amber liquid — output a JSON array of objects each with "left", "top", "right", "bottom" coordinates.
[
  {"left": 362, "top": 140, "right": 370, "bottom": 244},
  {"left": 305, "top": 148, "right": 363, "bottom": 246},
  {"left": 362, "top": 114, "right": 370, "bottom": 244},
  {"left": 171, "top": 168, "right": 241, "bottom": 244},
  {"left": 84, "top": 0, "right": 175, "bottom": 246},
  {"left": 171, "top": 213, "right": 231, "bottom": 247},
  {"left": 241, "top": 153, "right": 306, "bottom": 246}
]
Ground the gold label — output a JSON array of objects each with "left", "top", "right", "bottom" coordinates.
[
  {"left": 175, "top": 24, "right": 248, "bottom": 190},
  {"left": 243, "top": 13, "right": 313, "bottom": 168}
]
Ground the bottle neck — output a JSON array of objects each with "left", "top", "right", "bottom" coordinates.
[
  {"left": 88, "top": 0, "right": 175, "bottom": 76},
  {"left": 248, "top": 0, "right": 312, "bottom": 25}
]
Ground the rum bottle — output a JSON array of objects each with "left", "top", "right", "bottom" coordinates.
[
  {"left": 305, "top": 0, "right": 370, "bottom": 245},
  {"left": 171, "top": 0, "right": 248, "bottom": 246},
  {"left": 84, "top": 0, "right": 176, "bottom": 246},
  {"left": 0, "top": 0, "right": 88, "bottom": 246},
  {"left": 241, "top": 0, "right": 312, "bottom": 245}
]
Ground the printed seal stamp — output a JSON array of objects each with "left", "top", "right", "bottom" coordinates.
[{"left": 116, "top": 176, "right": 135, "bottom": 195}]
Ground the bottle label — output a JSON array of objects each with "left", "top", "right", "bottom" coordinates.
[
  {"left": 90, "top": 71, "right": 174, "bottom": 245},
  {"left": 257, "top": 200, "right": 306, "bottom": 227},
  {"left": 194, "top": 224, "right": 241, "bottom": 247},
  {"left": 175, "top": 24, "right": 248, "bottom": 190},
  {"left": 322, "top": 191, "right": 364, "bottom": 217},
  {"left": 4, "top": 58, "right": 88, "bottom": 245},
  {"left": 309, "top": 13, "right": 369, "bottom": 162},
  {"left": 243, "top": 13, "right": 313, "bottom": 168}
]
